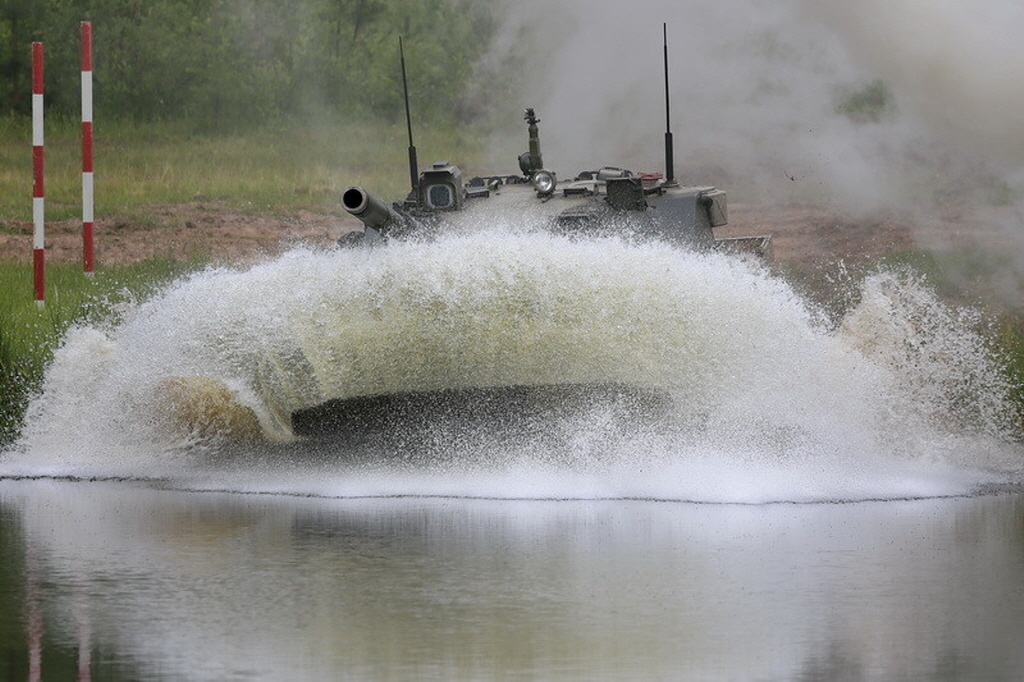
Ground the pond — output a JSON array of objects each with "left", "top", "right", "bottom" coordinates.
[{"left": 1, "top": 480, "right": 1022, "bottom": 680}]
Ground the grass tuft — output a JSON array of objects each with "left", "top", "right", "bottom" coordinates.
[{"left": 0, "top": 259, "right": 204, "bottom": 446}]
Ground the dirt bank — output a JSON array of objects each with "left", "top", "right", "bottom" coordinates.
[
  {"left": 0, "top": 204, "right": 358, "bottom": 266},
  {"left": 0, "top": 200, "right": 1016, "bottom": 279}
]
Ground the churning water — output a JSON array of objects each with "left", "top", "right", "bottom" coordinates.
[{"left": 3, "top": 228, "right": 1021, "bottom": 502}]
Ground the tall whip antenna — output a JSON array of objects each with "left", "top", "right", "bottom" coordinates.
[
  {"left": 400, "top": 36, "right": 418, "bottom": 194},
  {"left": 663, "top": 23, "right": 676, "bottom": 186}
]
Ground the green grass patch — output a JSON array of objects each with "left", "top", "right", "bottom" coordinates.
[
  {"left": 997, "top": 312, "right": 1024, "bottom": 364},
  {"left": 0, "top": 114, "right": 487, "bottom": 221},
  {"left": 0, "top": 258, "right": 204, "bottom": 446}
]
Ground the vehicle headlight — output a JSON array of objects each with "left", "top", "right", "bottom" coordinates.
[
  {"left": 533, "top": 170, "right": 556, "bottom": 196},
  {"left": 426, "top": 182, "right": 455, "bottom": 208}
]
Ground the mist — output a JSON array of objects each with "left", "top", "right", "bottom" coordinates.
[
  {"left": 469, "top": 0, "right": 1024, "bottom": 307},
  {"left": 481, "top": 0, "right": 1024, "bottom": 214},
  {"left": 812, "top": 0, "right": 1024, "bottom": 172}
]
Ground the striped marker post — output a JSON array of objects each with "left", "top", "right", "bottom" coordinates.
[
  {"left": 81, "top": 21, "right": 94, "bottom": 274},
  {"left": 32, "top": 42, "right": 44, "bottom": 307}
]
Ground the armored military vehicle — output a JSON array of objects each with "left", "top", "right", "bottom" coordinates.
[
  {"left": 339, "top": 105, "right": 770, "bottom": 258},
  {"left": 337, "top": 28, "right": 769, "bottom": 259},
  {"left": 159, "top": 30, "right": 772, "bottom": 445},
  {"left": 283, "top": 33, "right": 771, "bottom": 440}
]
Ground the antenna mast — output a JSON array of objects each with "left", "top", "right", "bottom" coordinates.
[
  {"left": 400, "top": 36, "right": 418, "bottom": 194},
  {"left": 663, "top": 23, "right": 676, "bottom": 186}
]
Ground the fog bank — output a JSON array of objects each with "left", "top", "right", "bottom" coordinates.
[{"left": 482, "top": 0, "right": 1024, "bottom": 213}]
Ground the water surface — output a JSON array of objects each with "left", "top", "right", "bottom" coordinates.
[{"left": 1, "top": 481, "right": 1022, "bottom": 680}]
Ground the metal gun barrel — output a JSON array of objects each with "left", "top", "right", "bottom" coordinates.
[{"left": 341, "top": 186, "right": 403, "bottom": 234}]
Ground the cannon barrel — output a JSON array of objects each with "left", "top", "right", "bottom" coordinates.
[{"left": 341, "top": 186, "right": 404, "bottom": 235}]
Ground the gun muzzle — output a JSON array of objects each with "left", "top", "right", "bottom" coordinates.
[{"left": 341, "top": 187, "right": 404, "bottom": 235}]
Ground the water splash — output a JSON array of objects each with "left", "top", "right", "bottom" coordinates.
[{"left": 3, "top": 229, "right": 1020, "bottom": 502}]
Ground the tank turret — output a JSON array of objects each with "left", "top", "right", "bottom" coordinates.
[{"left": 335, "top": 28, "right": 770, "bottom": 258}]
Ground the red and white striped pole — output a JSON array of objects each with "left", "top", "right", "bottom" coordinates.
[
  {"left": 81, "top": 22, "right": 94, "bottom": 274},
  {"left": 32, "top": 42, "right": 44, "bottom": 307}
]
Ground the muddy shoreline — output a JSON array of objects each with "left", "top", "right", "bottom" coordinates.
[{"left": 1, "top": 201, "right": 1016, "bottom": 285}]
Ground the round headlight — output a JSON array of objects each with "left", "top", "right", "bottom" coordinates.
[{"left": 533, "top": 170, "right": 556, "bottom": 195}]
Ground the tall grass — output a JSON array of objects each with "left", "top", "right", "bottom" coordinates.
[
  {"left": 0, "top": 114, "right": 487, "bottom": 222},
  {"left": 995, "top": 314, "right": 1024, "bottom": 436},
  {"left": 0, "top": 258, "right": 203, "bottom": 446}
]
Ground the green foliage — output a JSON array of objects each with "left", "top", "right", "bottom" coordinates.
[
  {"left": 0, "top": 258, "right": 203, "bottom": 446},
  {"left": 0, "top": 0, "right": 498, "bottom": 129},
  {"left": 995, "top": 314, "right": 1024, "bottom": 435},
  {"left": 835, "top": 79, "right": 894, "bottom": 123}
]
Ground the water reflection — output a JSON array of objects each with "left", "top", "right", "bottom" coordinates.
[{"left": 2, "top": 481, "right": 1023, "bottom": 680}]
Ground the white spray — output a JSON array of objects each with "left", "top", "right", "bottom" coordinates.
[{"left": 3, "top": 228, "right": 1020, "bottom": 502}]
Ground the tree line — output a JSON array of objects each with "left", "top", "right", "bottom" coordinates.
[{"left": 0, "top": 0, "right": 499, "bottom": 129}]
